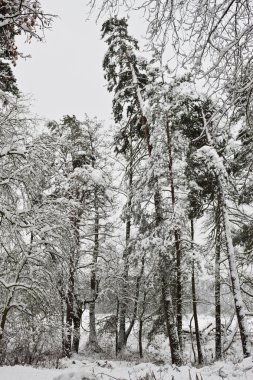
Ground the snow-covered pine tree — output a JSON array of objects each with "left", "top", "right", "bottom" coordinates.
[
  {"left": 102, "top": 17, "right": 183, "bottom": 365},
  {"left": 187, "top": 106, "right": 251, "bottom": 358},
  {"left": 47, "top": 114, "right": 113, "bottom": 356}
]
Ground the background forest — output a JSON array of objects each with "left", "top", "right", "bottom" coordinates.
[{"left": 0, "top": 1, "right": 253, "bottom": 379}]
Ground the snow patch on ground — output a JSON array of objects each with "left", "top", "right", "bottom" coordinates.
[
  {"left": 1, "top": 357, "right": 253, "bottom": 380},
  {"left": 0, "top": 365, "right": 59, "bottom": 380}
]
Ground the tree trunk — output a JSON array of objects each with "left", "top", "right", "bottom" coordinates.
[
  {"left": 115, "top": 298, "right": 119, "bottom": 356},
  {"left": 125, "top": 255, "right": 145, "bottom": 342},
  {"left": 191, "top": 220, "right": 203, "bottom": 365},
  {"left": 118, "top": 134, "right": 133, "bottom": 352},
  {"left": 118, "top": 297, "right": 127, "bottom": 352},
  {"left": 131, "top": 63, "right": 182, "bottom": 364},
  {"left": 72, "top": 300, "right": 83, "bottom": 353},
  {"left": 175, "top": 229, "right": 182, "bottom": 349},
  {"left": 139, "top": 319, "right": 143, "bottom": 358},
  {"left": 58, "top": 279, "right": 66, "bottom": 357},
  {"left": 155, "top": 180, "right": 182, "bottom": 366},
  {"left": 215, "top": 213, "right": 222, "bottom": 360},
  {"left": 166, "top": 120, "right": 183, "bottom": 349},
  {"left": 218, "top": 181, "right": 251, "bottom": 357},
  {"left": 161, "top": 273, "right": 183, "bottom": 366},
  {"left": 88, "top": 301, "right": 101, "bottom": 352},
  {"left": 203, "top": 120, "right": 251, "bottom": 358},
  {"left": 65, "top": 258, "right": 75, "bottom": 357},
  {"left": 118, "top": 216, "right": 130, "bottom": 351},
  {"left": 87, "top": 186, "right": 101, "bottom": 352}
]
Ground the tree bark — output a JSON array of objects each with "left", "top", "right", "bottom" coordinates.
[
  {"left": 191, "top": 220, "right": 203, "bottom": 365},
  {"left": 65, "top": 256, "right": 75, "bottom": 357},
  {"left": 155, "top": 179, "right": 182, "bottom": 366},
  {"left": 166, "top": 120, "right": 183, "bottom": 349},
  {"left": 215, "top": 213, "right": 222, "bottom": 360},
  {"left": 218, "top": 182, "right": 251, "bottom": 357},
  {"left": 118, "top": 182, "right": 132, "bottom": 351},
  {"left": 87, "top": 186, "right": 101, "bottom": 352},
  {"left": 139, "top": 319, "right": 143, "bottom": 358},
  {"left": 58, "top": 279, "right": 66, "bottom": 357},
  {"left": 118, "top": 131, "right": 133, "bottom": 352},
  {"left": 130, "top": 61, "right": 182, "bottom": 364},
  {"left": 203, "top": 118, "right": 251, "bottom": 358},
  {"left": 72, "top": 300, "right": 83, "bottom": 353},
  {"left": 115, "top": 298, "right": 119, "bottom": 356},
  {"left": 125, "top": 255, "right": 145, "bottom": 342},
  {"left": 161, "top": 273, "right": 183, "bottom": 366}
]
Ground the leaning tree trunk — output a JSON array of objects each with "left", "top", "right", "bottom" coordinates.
[
  {"left": 218, "top": 181, "right": 251, "bottom": 357},
  {"left": 191, "top": 220, "right": 203, "bottom": 364},
  {"left": 203, "top": 117, "right": 251, "bottom": 358},
  {"left": 215, "top": 209, "right": 222, "bottom": 360},
  {"left": 130, "top": 60, "right": 182, "bottom": 365}
]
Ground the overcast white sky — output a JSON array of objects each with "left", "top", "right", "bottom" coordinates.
[{"left": 14, "top": 0, "right": 113, "bottom": 123}]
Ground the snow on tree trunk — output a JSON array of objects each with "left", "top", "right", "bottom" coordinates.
[
  {"left": 87, "top": 187, "right": 101, "bottom": 352},
  {"left": 125, "top": 255, "right": 145, "bottom": 342},
  {"left": 118, "top": 285, "right": 127, "bottom": 352},
  {"left": 191, "top": 220, "right": 203, "bottom": 364},
  {"left": 166, "top": 120, "right": 183, "bottom": 349},
  {"left": 131, "top": 61, "right": 182, "bottom": 365},
  {"left": 161, "top": 273, "right": 183, "bottom": 366},
  {"left": 218, "top": 181, "right": 251, "bottom": 358},
  {"left": 65, "top": 258, "right": 75, "bottom": 357},
  {"left": 58, "top": 279, "right": 66, "bottom": 357},
  {"left": 215, "top": 214, "right": 222, "bottom": 360},
  {"left": 202, "top": 114, "right": 251, "bottom": 358},
  {"left": 154, "top": 178, "right": 182, "bottom": 365},
  {"left": 88, "top": 301, "right": 101, "bottom": 352},
  {"left": 118, "top": 146, "right": 133, "bottom": 352},
  {"left": 0, "top": 254, "right": 30, "bottom": 361},
  {"left": 72, "top": 300, "right": 83, "bottom": 353}
]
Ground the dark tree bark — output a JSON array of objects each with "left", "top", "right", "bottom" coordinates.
[
  {"left": 65, "top": 256, "right": 75, "bottom": 357},
  {"left": 161, "top": 273, "right": 183, "bottom": 366},
  {"left": 115, "top": 298, "right": 119, "bottom": 356},
  {"left": 64, "top": 213, "right": 80, "bottom": 357},
  {"left": 125, "top": 255, "right": 145, "bottom": 342},
  {"left": 117, "top": 129, "right": 135, "bottom": 353},
  {"left": 58, "top": 279, "right": 66, "bottom": 356},
  {"left": 154, "top": 176, "right": 182, "bottom": 366},
  {"left": 87, "top": 186, "right": 101, "bottom": 352},
  {"left": 139, "top": 319, "right": 143, "bottom": 358},
  {"left": 215, "top": 207, "right": 222, "bottom": 360},
  {"left": 72, "top": 300, "right": 83, "bottom": 353},
  {"left": 118, "top": 163, "right": 132, "bottom": 352},
  {"left": 191, "top": 220, "right": 203, "bottom": 365},
  {"left": 166, "top": 120, "right": 183, "bottom": 349}
]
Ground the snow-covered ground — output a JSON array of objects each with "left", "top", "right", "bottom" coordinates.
[
  {"left": 1, "top": 356, "right": 253, "bottom": 380},
  {"left": 0, "top": 312, "right": 252, "bottom": 380}
]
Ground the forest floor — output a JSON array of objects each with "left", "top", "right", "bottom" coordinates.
[
  {"left": 0, "top": 312, "right": 252, "bottom": 379},
  {"left": 0, "top": 356, "right": 253, "bottom": 380}
]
